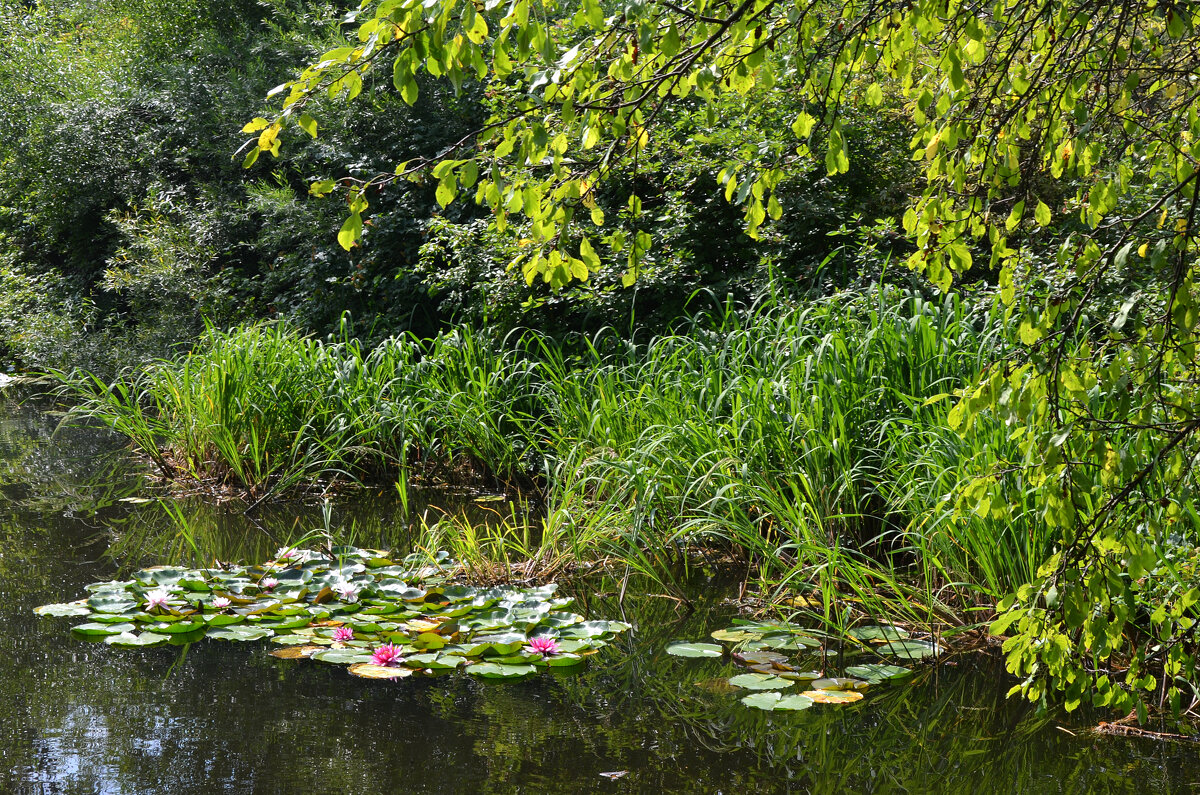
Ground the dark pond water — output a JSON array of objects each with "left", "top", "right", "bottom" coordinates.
[{"left": 2, "top": 385, "right": 1199, "bottom": 793}]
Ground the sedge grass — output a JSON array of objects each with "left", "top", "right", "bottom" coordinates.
[{"left": 61, "top": 287, "right": 1060, "bottom": 630}]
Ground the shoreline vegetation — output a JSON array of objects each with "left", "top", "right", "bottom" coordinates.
[
  {"left": 5, "top": 0, "right": 1200, "bottom": 736},
  {"left": 61, "top": 288, "right": 1031, "bottom": 637}
]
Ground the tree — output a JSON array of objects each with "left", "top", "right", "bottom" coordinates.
[{"left": 251, "top": 0, "right": 1200, "bottom": 718}]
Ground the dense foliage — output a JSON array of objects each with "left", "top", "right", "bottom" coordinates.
[
  {"left": 6, "top": 0, "right": 1200, "bottom": 724},
  {"left": 244, "top": 0, "right": 1200, "bottom": 721}
]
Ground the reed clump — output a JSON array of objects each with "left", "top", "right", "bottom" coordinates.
[{"left": 63, "top": 287, "right": 1049, "bottom": 626}]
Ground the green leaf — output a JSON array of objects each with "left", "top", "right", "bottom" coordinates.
[
  {"left": 338, "top": 212, "right": 363, "bottom": 251},
  {"left": 207, "top": 626, "right": 274, "bottom": 642},
  {"left": 665, "top": 642, "right": 723, "bottom": 658},
  {"left": 468, "top": 662, "right": 537, "bottom": 678},
  {"left": 878, "top": 640, "right": 941, "bottom": 660},
  {"left": 1034, "top": 200, "right": 1052, "bottom": 227},
  {"left": 844, "top": 664, "right": 912, "bottom": 683},
  {"left": 742, "top": 691, "right": 814, "bottom": 711},
  {"left": 728, "top": 673, "right": 795, "bottom": 690},
  {"left": 105, "top": 631, "right": 170, "bottom": 648},
  {"left": 34, "top": 602, "right": 91, "bottom": 618},
  {"left": 72, "top": 622, "right": 137, "bottom": 636},
  {"left": 297, "top": 114, "right": 318, "bottom": 139}
]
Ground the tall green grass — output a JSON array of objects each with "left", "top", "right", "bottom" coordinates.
[{"left": 62, "top": 288, "right": 1050, "bottom": 626}]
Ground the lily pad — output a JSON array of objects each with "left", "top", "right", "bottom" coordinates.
[
  {"left": 207, "top": 626, "right": 274, "bottom": 642},
  {"left": 348, "top": 663, "right": 413, "bottom": 679},
  {"left": 728, "top": 673, "right": 795, "bottom": 690},
  {"left": 34, "top": 602, "right": 91, "bottom": 618},
  {"left": 802, "top": 689, "right": 864, "bottom": 704},
  {"left": 467, "top": 662, "right": 537, "bottom": 679},
  {"left": 148, "top": 620, "right": 206, "bottom": 634},
  {"left": 72, "top": 622, "right": 137, "bottom": 636},
  {"left": 87, "top": 593, "right": 139, "bottom": 615},
  {"left": 811, "top": 677, "right": 867, "bottom": 692},
  {"left": 756, "top": 633, "right": 820, "bottom": 650},
  {"left": 407, "top": 652, "right": 464, "bottom": 670},
  {"left": 778, "top": 670, "right": 823, "bottom": 682},
  {"left": 203, "top": 613, "right": 245, "bottom": 626},
  {"left": 742, "top": 691, "right": 814, "bottom": 711},
  {"left": 311, "top": 648, "right": 375, "bottom": 664},
  {"left": 737, "top": 650, "right": 788, "bottom": 666},
  {"left": 38, "top": 546, "right": 632, "bottom": 690},
  {"left": 845, "top": 663, "right": 912, "bottom": 683},
  {"left": 105, "top": 631, "right": 170, "bottom": 647},
  {"left": 849, "top": 625, "right": 910, "bottom": 642},
  {"left": 710, "top": 628, "right": 761, "bottom": 643},
  {"left": 541, "top": 653, "right": 584, "bottom": 667},
  {"left": 878, "top": 640, "right": 940, "bottom": 660},
  {"left": 666, "top": 642, "right": 723, "bottom": 658},
  {"left": 271, "top": 635, "right": 319, "bottom": 646}
]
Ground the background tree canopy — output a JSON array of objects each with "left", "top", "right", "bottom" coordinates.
[{"left": 251, "top": 0, "right": 1200, "bottom": 717}]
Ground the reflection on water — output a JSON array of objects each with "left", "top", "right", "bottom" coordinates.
[{"left": 2, "top": 385, "right": 1200, "bottom": 793}]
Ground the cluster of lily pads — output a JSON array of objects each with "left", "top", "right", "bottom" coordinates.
[
  {"left": 667, "top": 619, "right": 939, "bottom": 711},
  {"left": 35, "top": 547, "right": 630, "bottom": 680}
]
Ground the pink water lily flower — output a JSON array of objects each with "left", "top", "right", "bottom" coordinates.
[
  {"left": 371, "top": 643, "right": 404, "bottom": 667},
  {"left": 211, "top": 596, "right": 231, "bottom": 609},
  {"left": 275, "top": 546, "right": 297, "bottom": 560},
  {"left": 527, "top": 636, "right": 560, "bottom": 656},
  {"left": 332, "top": 582, "right": 359, "bottom": 603},
  {"left": 145, "top": 588, "right": 172, "bottom": 611},
  {"left": 332, "top": 626, "right": 354, "bottom": 642},
  {"left": 260, "top": 577, "right": 279, "bottom": 591}
]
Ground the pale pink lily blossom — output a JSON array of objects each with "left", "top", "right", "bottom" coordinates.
[
  {"left": 145, "top": 588, "right": 172, "bottom": 611},
  {"left": 211, "top": 596, "right": 231, "bottom": 609},
  {"left": 371, "top": 643, "right": 404, "bottom": 667},
  {"left": 275, "top": 547, "right": 297, "bottom": 560},
  {"left": 260, "top": 577, "right": 279, "bottom": 591},
  {"left": 332, "top": 627, "right": 354, "bottom": 642},
  {"left": 527, "top": 636, "right": 560, "bottom": 656},
  {"left": 332, "top": 582, "right": 359, "bottom": 602}
]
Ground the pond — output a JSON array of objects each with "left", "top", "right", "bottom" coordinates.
[{"left": 1, "top": 385, "right": 1198, "bottom": 793}]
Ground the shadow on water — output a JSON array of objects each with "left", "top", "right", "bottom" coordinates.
[{"left": 3, "top": 385, "right": 1200, "bottom": 793}]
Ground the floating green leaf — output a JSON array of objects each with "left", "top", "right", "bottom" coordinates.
[
  {"left": 845, "top": 663, "right": 912, "bottom": 682},
  {"left": 878, "top": 640, "right": 940, "bottom": 660},
  {"left": 468, "top": 662, "right": 537, "bottom": 679},
  {"left": 72, "top": 622, "right": 137, "bottom": 636},
  {"left": 802, "top": 689, "right": 864, "bottom": 704},
  {"left": 741, "top": 691, "right": 815, "bottom": 711},
  {"left": 348, "top": 663, "right": 412, "bottom": 679},
  {"left": 207, "top": 626, "right": 274, "bottom": 642},
  {"left": 37, "top": 547, "right": 631, "bottom": 687},
  {"left": 33, "top": 602, "right": 91, "bottom": 618},
  {"left": 105, "top": 631, "right": 170, "bottom": 647},
  {"left": 849, "top": 625, "right": 910, "bottom": 642},
  {"left": 728, "top": 673, "right": 795, "bottom": 690},
  {"left": 666, "top": 642, "right": 723, "bottom": 658}
]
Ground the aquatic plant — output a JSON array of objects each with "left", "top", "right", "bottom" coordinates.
[
  {"left": 60, "top": 290, "right": 1049, "bottom": 648},
  {"left": 527, "top": 637, "right": 560, "bottom": 657},
  {"left": 34, "top": 546, "right": 631, "bottom": 681},
  {"left": 333, "top": 582, "right": 359, "bottom": 602},
  {"left": 144, "top": 589, "right": 172, "bottom": 612},
  {"left": 371, "top": 643, "right": 404, "bottom": 667},
  {"left": 667, "top": 619, "right": 922, "bottom": 711}
]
